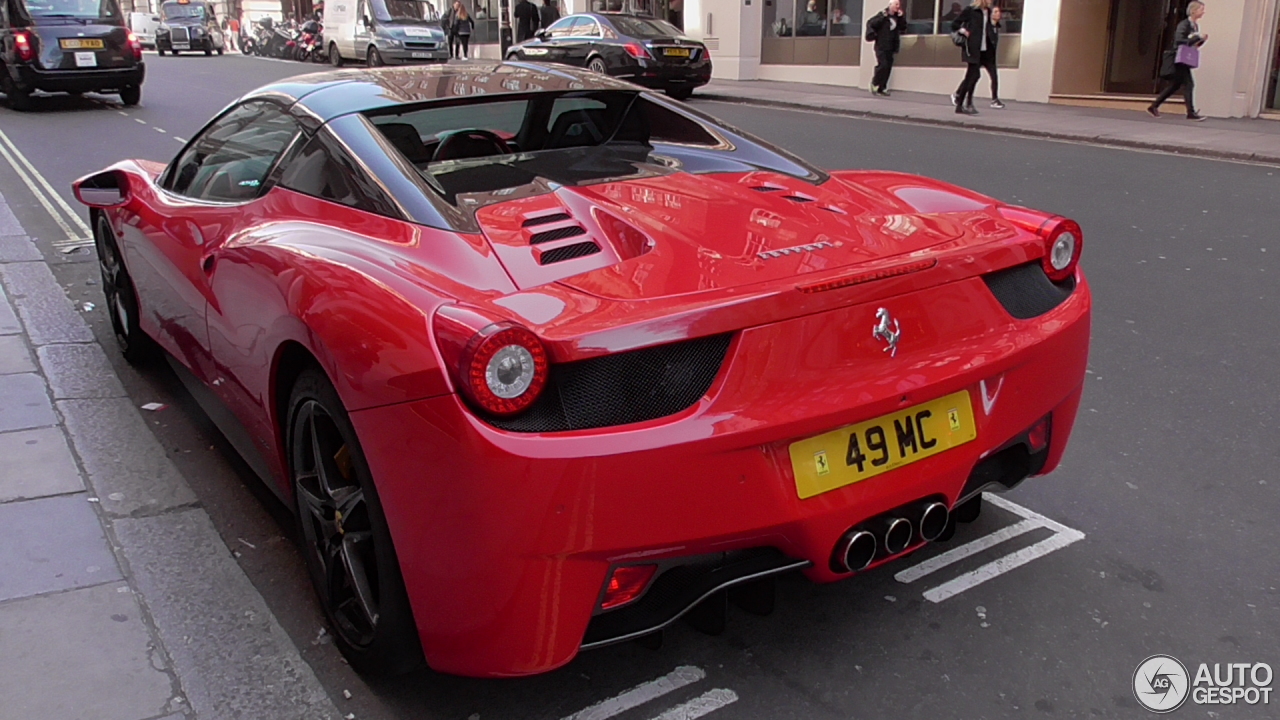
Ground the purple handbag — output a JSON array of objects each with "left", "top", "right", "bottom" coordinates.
[{"left": 1175, "top": 44, "right": 1200, "bottom": 68}]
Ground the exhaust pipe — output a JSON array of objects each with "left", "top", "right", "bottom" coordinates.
[
  {"left": 832, "top": 529, "right": 877, "bottom": 573},
  {"left": 871, "top": 516, "right": 913, "bottom": 556},
  {"left": 917, "top": 502, "right": 950, "bottom": 542}
]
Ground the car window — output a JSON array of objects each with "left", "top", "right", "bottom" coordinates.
[
  {"left": 159, "top": 0, "right": 204, "bottom": 19},
  {"left": 578, "top": 19, "right": 600, "bottom": 36},
  {"left": 371, "top": 99, "right": 529, "bottom": 147},
  {"left": 20, "top": 0, "right": 123, "bottom": 22},
  {"left": 278, "top": 132, "right": 402, "bottom": 218},
  {"left": 608, "top": 16, "right": 681, "bottom": 38},
  {"left": 547, "top": 96, "right": 607, "bottom": 133},
  {"left": 642, "top": 98, "right": 720, "bottom": 146},
  {"left": 167, "top": 101, "right": 300, "bottom": 203},
  {"left": 543, "top": 16, "right": 575, "bottom": 37}
]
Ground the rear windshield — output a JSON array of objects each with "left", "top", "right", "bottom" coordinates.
[
  {"left": 608, "top": 16, "right": 682, "bottom": 38},
  {"left": 366, "top": 90, "right": 720, "bottom": 204},
  {"left": 19, "top": 0, "right": 123, "bottom": 23},
  {"left": 160, "top": 1, "right": 205, "bottom": 20}
]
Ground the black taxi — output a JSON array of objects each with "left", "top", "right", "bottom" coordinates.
[
  {"left": 155, "top": 0, "right": 224, "bottom": 56},
  {"left": 1, "top": 0, "right": 145, "bottom": 109}
]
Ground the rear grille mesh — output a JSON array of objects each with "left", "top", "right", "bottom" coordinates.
[
  {"left": 539, "top": 241, "right": 601, "bottom": 265},
  {"left": 529, "top": 225, "right": 586, "bottom": 244},
  {"left": 982, "top": 261, "right": 1075, "bottom": 319},
  {"left": 485, "top": 333, "right": 733, "bottom": 433}
]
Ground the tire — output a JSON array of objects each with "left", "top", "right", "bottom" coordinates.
[
  {"left": 93, "top": 214, "right": 154, "bottom": 365},
  {"left": 366, "top": 46, "right": 382, "bottom": 67},
  {"left": 329, "top": 43, "right": 343, "bottom": 67},
  {"left": 287, "top": 367, "right": 424, "bottom": 677},
  {"left": 217, "top": 46, "right": 224, "bottom": 55},
  {"left": 172, "top": 49, "right": 180, "bottom": 55},
  {"left": 665, "top": 87, "right": 694, "bottom": 101},
  {"left": 587, "top": 56, "right": 607, "bottom": 75},
  {"left": 204, "top": 41, "right": 213, "bottom": 56},
  {"left": 119, "top": 85, "right": 141, "bottom": 106},
  {"left": 157, "top": 48, "right": 165, "bottom": 56}
]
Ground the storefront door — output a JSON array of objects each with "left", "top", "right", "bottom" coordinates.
[
  {"left": 1267, "top": 13, "right": 1280, "bottom": 112},
  {"left": 1103, "top": 0, "right": 1187, "bottom": 94}
]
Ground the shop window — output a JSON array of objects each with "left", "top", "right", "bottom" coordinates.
[
  {"left": 899, "top": 0, "right": 1022, "bottom": 35},
  {"left": 762, "top": 0, "right": 861, "bottom": 64},
  {"left": 765, "top": 0, "right": 797, "bottom": 37},
  {"left": 828, "top": 0, "right": 858, "bottom": 36}
]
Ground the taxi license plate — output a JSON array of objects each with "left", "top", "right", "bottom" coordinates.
[
  {"left": 789, "top": 390, "right": 976, "bottom": 499},
  {"left": 172, "top": 42, "right": 190, "bottom": 49},
  {"left": 411, "top": 51, "right": 431, "bottom": 58},
  {"left": 60, "top": 38, "right": 104, "bottom": 50},
  {"left": 662, "top": 47, "right": 691, "bottom": 57}
]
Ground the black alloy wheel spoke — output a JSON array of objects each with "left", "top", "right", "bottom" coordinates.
[{"left": 341, "top": 533, "right": 380, "bottom": 627}]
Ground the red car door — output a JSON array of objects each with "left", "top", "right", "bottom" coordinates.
[{"left": 138, "top": 100, "right": 300, "bottom": 384}]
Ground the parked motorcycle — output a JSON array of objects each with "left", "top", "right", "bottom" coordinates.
[{"left": 295, "top": 19, "right": 321, "bottom": 62}]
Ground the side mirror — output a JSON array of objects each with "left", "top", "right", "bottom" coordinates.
[
  {"left": 534, "top": 29, "right": 548, "bottom": 40},
  {"left": 73, "top": 170, "right": 129, "bottom": 209},
  {"left": 361, "top": 14, "right": 371, "bottom": 27}
]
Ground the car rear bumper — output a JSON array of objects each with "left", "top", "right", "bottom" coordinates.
[
  {"left": 11, "top": 62, "right": 145, "bottom": 93},
  {"left": 617, "top": 59, "right": 712, "bottom": 90},
  {"left": 351, "top": 271, "right": 1091, "bottom": 677}
]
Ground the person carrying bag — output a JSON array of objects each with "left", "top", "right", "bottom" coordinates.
[
  {"left": 949, "top": 0, "right": 993, "bottom": 115},
  {"left": 1148, "top": 0, "right": 1208, "bottom": 121}
]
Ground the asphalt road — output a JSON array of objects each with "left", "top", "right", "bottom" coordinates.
[{"left": 1, "top": 54, "right": 1277, "bottom": 720}]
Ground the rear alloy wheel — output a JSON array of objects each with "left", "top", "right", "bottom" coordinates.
[
  {"left": 665, "top": 87, "right": 694, "bottom": 101},
  {"left": 119, "top": 85, "right": 141, "bottom": 106},
  {"left": 587, "top": 57, "right": 607, "bottom": 75},
  {"left": 94, "top": 214, "right": 154, "bottom": 364},
  {"left": 366, "top": 46, "right": 383, "bottom": 67},
  {"left": 288, "top": 367, "right": 423, "bottom": 677},
  {"left": 330, "top": 43, "right": 343, "bottom": 66}
]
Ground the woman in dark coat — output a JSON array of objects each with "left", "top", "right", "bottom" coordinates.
[
  {"left": 1148, "top": 1, "right": 1208, "bottom": 121},
  {"left": 950, "top": 0, "right": 994, "bottom": 115}
]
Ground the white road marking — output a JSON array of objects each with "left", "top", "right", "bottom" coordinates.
[
  {"left": 896, "top": 493, "right": 1085, "bottom": 603},
  {"left": 894, "top": 518, "right": 1039, "bottom": 584},
  {"left": 134, "top": 118, "right": 147, "bottom": 124},
  {"left": 562, "top": 666, "right": 706, "bottom": 720},
  {"left": 922, "top": 531, "right": 1084, "bottom": 603},
  {"left": 117, "top": 110, "right": 128, "bottom": 116},
  {"left": 154, "top": 126, "right": 166, "bottom": 133},
  {"left": 0, "top": 126, "right": 91, "bottom": 247},
  {"left": 647, "top": 689, "right": 739, "bottom": 720},
  {"left": 174, "top": 136, "right": 187, "bottom": 143}
]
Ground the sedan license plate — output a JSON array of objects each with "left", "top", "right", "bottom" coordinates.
[
  {"left": 662, "top": 47, "right": 691, "bottom": 57},
  {"left": 61, "top": 38, "right": 105, "bottom": 50},
  {"left": 789, "top": 390, "right": 976, "bottom": 499}
]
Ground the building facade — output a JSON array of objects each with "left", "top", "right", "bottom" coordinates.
[{"left": 665, "top": 0, "right": 1279, "bottom": 118}]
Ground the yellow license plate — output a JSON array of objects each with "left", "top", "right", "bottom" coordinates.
[
  {"left": 789, "top": 390, "right": 976, "bottom": 499},
  {"left": 60, "top": 38, "right": 104, "bottom": 49},
  {"left": 662, "top": 47, "right": 691, "bottom": 57}
]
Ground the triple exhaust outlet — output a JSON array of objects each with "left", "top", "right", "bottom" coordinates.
[{"left": 831, "top": 501, "right": 950, "bottom": 573}]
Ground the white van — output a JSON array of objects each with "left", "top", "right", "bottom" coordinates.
[
  {"left": 129, "top": 11, "right": 161, "bottom": 48},
  {"left": 325, "top": 0, "right": 449, "bottom": 66}
]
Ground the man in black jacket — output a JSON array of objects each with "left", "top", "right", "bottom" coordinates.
[
  {"left": 539, "top": 0, "right": 560, "bottom": 31},
  {"left": 867, "top": 0, "right": 907, "bottom": 96},
  {"left": 514, "top": 0, "right": 540, "bottom": 42}
]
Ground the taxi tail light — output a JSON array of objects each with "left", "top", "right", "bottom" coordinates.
[
  {"left": 127, "top": 32, "right": 143, "bottom": 60},
  {"left": 1026, "top": 415, "right": 1051, "bottom": 454},
  {"left": 624, "top": 43, "right": 650, "bottom": 59},
  {"left": 432, "top": 305, "right": 548, "bottom": 417},
  {"left": 601, "top": 565, "right": 657, "bottom": 610},
  {"left": 14, "top": 31, "right": 35, "bottom": 62}
]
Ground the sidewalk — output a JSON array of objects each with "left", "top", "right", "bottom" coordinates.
[
  {"left": 697, "top": 78, "right": 1280, "bottom": 165},
  {"left": 0, "top": 195, "right": 340, "bottom": 720}
]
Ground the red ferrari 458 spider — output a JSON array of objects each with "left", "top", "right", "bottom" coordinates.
[{"left": 74, "top": 63, "right": 1090, "bottom": 678}]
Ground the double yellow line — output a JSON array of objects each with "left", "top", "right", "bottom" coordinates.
[{"left": 0, "top": 125, "right": 93, "bottom": 250}]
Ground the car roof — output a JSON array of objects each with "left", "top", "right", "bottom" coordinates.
[{"left": 246, "top": 63, "right": 644, "bottom": 123}]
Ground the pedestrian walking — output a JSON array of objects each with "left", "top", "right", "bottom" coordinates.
[
  {"left": 950, "top": 0, "right": 994, "bottom": 115},
  {"left": 1148, "top": 0, "right": 1208, "bottom": 121},
  {"left": 538, "top": 0, "right": 559, "bottom": 31},
  {"left": 454, "top": 4, "right": 474, "bottom": 59},
  {"left": 978, "top": 5, "right": 1003, "bottom": 108},
  {"left": 446, "top": 1, "right": 461, "bottom": 58},
  {"left": 865, "top": 0, "right": 906, "bottom": 97},
  {"left": 514, "top": 0, "right": 539, "bottom": 42}
]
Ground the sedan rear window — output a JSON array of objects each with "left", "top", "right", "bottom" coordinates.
[
  {"left": 608, "top": 16, "right": 682, "bottom": 38},
  {"left": 19, "top": 0, "right": 123, "bottom": 22}
]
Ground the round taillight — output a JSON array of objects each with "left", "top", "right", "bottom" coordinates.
[
  {"left": 460, "top": 324, "right": 548, "bottom": 416},
  {"left": 1041, "top": 219, "right": 1082, "bottom": 283}
]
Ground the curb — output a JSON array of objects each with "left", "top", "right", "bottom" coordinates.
[
  {"left": 0, "top": 198, "right": 343, "bottom": 720},
  {"left": 697, "top": 92, "right": 1280, "bottom": 166}
]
